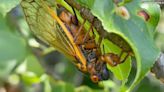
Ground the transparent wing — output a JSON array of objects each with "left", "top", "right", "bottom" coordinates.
[{"left": 21, "top": 0, "right": 76, "bottom": 59}]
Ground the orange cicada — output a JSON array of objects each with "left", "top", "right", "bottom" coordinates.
[
  {"left": 58, "top": 9, "right": 131, "bottom": 82},
  {"left": 21, "top": 0, "right": 130, "bottom": 83},
  {"left": 20, "top": 0, "right": 100, "bottom": 82}
]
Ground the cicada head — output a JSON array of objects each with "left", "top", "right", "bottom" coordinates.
[{"left": 90, "top": 65, "right": 110, "bottom": 83}]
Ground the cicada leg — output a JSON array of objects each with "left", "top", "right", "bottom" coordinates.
[
  {"left": 74, "top": 19, "right": 86, "bottom": 42},
  {"left": 76, "top": 63, "right": 87, "bottom": 72},
  {"left": 74, "top": 56, "right": 87, "bottom": 72},
  {"left": 117, "top": 50, "right": 131, "bottom": 64}
]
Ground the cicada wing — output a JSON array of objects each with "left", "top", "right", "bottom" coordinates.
[{"left": 21, "top": 0, "right": 76, "bottom": 61}]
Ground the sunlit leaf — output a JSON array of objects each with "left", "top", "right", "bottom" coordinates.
[{"left": 21, "top": 71, "right": 40, "bottom": 85}]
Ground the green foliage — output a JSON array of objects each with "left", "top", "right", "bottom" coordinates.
[
  {"left": 51, "top": 81, "right": 75, "bottom": 92},
  {"left": 25, "top": 54, "right": 44, "bottom": 76},
  {"left": 0, "top": 31, "right": 27, "bottom": 62},
  {"left": 0, "top": 13, "right": 27, "bottom": 80},
  {"left": 0, "top": 0, "right": 162, "bottom": 92}
]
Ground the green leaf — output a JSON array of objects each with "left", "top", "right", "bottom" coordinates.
[
  {"left": 21, "top": 71, "right": 40, "bottom": 85},
  {"left": 26, "top": 54, "right": 45, "bottom": 76},
  {"left": 75, "top": 0, "right": 160, "bottom": 91},
  {"left": 118, "top": 0, "right": 133, "bottom": 6},
  {"left": 0, "top": 31, "right": 27, "bottom": 79},
  {"left": 75, "top": 86, "right": 103, "bottom": 92},
  {"left": 75, "top": 86, "right": 92, "bottom": 92},
  {"left": 0, "top": 59, "right": 17, "bottom": 81},
  {"left": 0, "top": 0, "right": 21, "bottom": 16},
  {"left": 51, "top": 81, "right": 75, "bottom": 92},
  {"left": 0, "top": 14, "right": 10, "bottom": 31},
  {"left": 140, "top": 2, "right": 161, "bottom": 36},
  {"left": 0, "top": 9, "right": 27, "bottom": 83},
  {"left": 0, "top": 31, "right": 27, "bottom": 62},
  {"left": 16, "top": 54, "right": 45, "bottom": 76}
]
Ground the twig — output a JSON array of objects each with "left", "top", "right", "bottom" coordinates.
[{"left": 151, "top": 53, "right": 164, "bottom": 83}]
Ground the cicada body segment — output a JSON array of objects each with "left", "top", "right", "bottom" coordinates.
[{"left": 58, "top": 9, "right": 111, "bottom": 82}]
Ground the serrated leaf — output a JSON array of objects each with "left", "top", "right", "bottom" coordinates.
[
  {"left": 75, "top": 0, "right": 160, "bottom": 91},
  {"left": 0, "top": 0, "right": 21, "bottom": 16}
]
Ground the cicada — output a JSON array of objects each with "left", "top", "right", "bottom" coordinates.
[
  {"left": 21, "top": 0, "right": 107, "bottom": 82},
  {"left": 21, "top": 0, "right": 130, "bottom": 83}
]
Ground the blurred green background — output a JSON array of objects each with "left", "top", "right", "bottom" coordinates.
[{"left": 0, "top": 1, "right": 164, "bottom": 92}]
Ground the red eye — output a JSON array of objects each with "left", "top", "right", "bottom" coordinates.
[{"left": 91, "top": 75, "right": 99, "bottom": 83}]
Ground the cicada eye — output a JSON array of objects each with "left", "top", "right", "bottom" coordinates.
[{"left": 91, "top": 75, "right": 99, "bottom": 83}]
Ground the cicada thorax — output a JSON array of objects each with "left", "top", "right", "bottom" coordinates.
[
  {"left": 61, "top": 1, "right": 133, "bottom": 66},
  {"left": 59, "top": 9, "right": 111, "bottom": 83},
  {"left": 58, "top": 8, "right": 133, "bottom": 83},
  {"left": 59, "top": 10, "right": 87, "bottom": 45}
]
